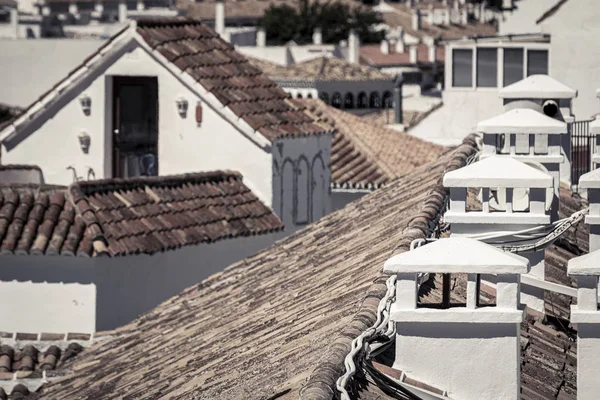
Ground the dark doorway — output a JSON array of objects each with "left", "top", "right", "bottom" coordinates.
[{"left": 112, "top": 76, "right": 159, "bottom": 178}]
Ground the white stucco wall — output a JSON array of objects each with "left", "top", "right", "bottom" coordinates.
[
  {"left": 0, "top": 281, "right": 95, "bottom": 334},
  {"left": 499, "top": 0, "right": 546, "bottom": 35},
  {"left": 395, "top": 322, "right": 521, "bottom": 399},
  {"left": 539, "top": 0, "right": 600, "bottom": 119},
  {"left": 1, "top": 40, "right": 274, "bottom": 205},
  {"left": 0, "top": 232, "right": 283, "bottom": 331},
  {"left": 272, "top": 134, "right": 332, "bottom": 231}
]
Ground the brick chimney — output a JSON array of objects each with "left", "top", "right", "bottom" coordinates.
[
  {"left": 412, "top": 9, "right": 421, "bottom": 31},
  {"left": 215, "top": 0, "right": 225, "bottom": 37},
  {"left": 384, "top": 237, "right": 529, "bottom": 399},
  {"left": 348, "top": 29, "right": 360, "bottom": 64},
  {"left": 500, "top": 75, "right": 578, "bottom": 186},
  {"left": 312, "top": 28, "right": 322, "bottom": 45},
  {"left": 567, "top": 245, "right": 600, "bottom": 398},
  {"left": 443, "top": 156, "right": 554, "bottom": 313}
]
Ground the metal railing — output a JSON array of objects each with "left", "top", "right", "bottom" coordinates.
[{"left": 571, "top": 119, "right": 594, "bottom": 186}]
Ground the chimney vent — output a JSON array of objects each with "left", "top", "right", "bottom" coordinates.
[
  {"left": 256, "top": 27, "right": 266, "bottom": 47},
  {"left": 348, "top": 29, "right": 360, "bottom": 64},
  {"left": 215, "top": 0, "right": 225, "bottom": 36},
  {"left": 424, "top": 36, "right": 436, "bottom": 63},
  {"left": 409, "top": 45, "right": 418, "bottom": 64},
  {"left": 312, "top": 28, "right": 322, "bottom": 45},
  {"left": 411, "top": 9, "right": 421, "bottom": 31},
  {"left": 395, "top": 28, "right": 405, "bottom": 53},
  {"left": 384, "top": 237, "right": 529, "bottom": 400},
  {"left": 380, "top": 40, "right": 390, "bottom": 55}
]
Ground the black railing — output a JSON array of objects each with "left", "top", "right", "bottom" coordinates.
[{"left": 571, "top": 119, "right": 594, "bottom": 186}]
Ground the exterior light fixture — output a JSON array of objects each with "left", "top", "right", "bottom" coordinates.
[
  {"left": 79, "top": 94, "right": 91, "bottom": 116},
  {"left": 78, "top": 131, "right": 91, "bottom": 154},
  {"left": 176, "top": 97, "right": 188, "bottom": 118}
]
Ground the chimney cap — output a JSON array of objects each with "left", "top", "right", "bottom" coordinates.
[
  {"left": 500, "top": 75, "right": 577, "bottom": 99},
  {"left": 477, "top": 108, "right": 567, "bottom": 134},
  {"left": 383, "top": 237, "right": 530, "bottom": 274},
  {"left": 443, "top": 157, "right": 553, "bottom": 188},
  {"left": 578, "top": 168, "right": 600, "bottom": 189},
  {"left": 568, "top": 248, "right": 600, "bottom": 276}
]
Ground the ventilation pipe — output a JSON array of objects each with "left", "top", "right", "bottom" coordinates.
[
  {"left": 394, "top": 74, "right": 404, "bottom": 124},
  {"left": 411, "top": 9, "right": 421, "bottom": 31},
  {"left": 256, "top": 27, "right": 266, "bottom": 47},
  {"left": 348, "top": 29, "right": 360, "bottom": 64},
  {"left": 542, "top": 100, "right": 559, "bottom": 118},
  {"left": 215, "top": 0, "right": 225, "bottom": 36},
  {"left": 312, "top": 28, "right": 322, "bottom": 45}
]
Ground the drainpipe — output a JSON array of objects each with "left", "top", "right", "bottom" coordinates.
[{"left": 394, "top": 74, "right": 404, "bottom": 125}]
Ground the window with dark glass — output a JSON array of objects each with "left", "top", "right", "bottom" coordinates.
[
  {"left": 476, "top": 48, "right": 497, "bottom": 88},
  {"left": 452, "top": 49, "right": 473, "bottom": 87},
  {"left": 503, "top": 48, "right": 524, "bottom": 86},
  {"left": 527, "top": 50, "right": 548, "bottom": 76}
]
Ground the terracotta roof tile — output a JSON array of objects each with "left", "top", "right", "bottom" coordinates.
[
  {"left": 0, "top": 171, "right": 282, "bottom": 257},
  {"left": 249, "top": 56, "right": 392, "bottom": 81},
  {"left": 296, "top": 99, "right": 446, "bottom": 188},
  {"left": 136, "top": 18, "right": 329, "bottom": 142}
]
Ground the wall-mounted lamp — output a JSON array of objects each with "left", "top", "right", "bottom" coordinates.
[
  {"left": 79, "top": 94, "right": 91, "bottom": 116},
  {"left": 176, "top": 97, "right": 188, "bottom": 118},
  {"left": 78, "top": 131, "right": 91, "bottom": 154}
]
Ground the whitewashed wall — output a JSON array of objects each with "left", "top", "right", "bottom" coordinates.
[
  {"left": 1, "top": 40, "right": 274, "bottom": 206},
  {"left": 272, "top": 134, "right": 332, "bottom": 231},
  {"left": 499, "top": 0, "right": 545, "bottom": 35},
  {"left": 0, "top": 231, "right": 284, "bottom": 331},
  {"left": 0, "top": 281, "right": 95, "bottom": 334}
]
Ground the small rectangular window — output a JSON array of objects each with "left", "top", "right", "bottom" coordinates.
[
  {"left": 503, "top": 48, "right": 524, "bottom": 86},
  {"left": 476, "top": 48, "right": 498, "bottom": 88},
  {"left": 452, "top": 49, "right": 473, "bottom": 87},
  {"left": 527, "top": 50, "right": 549, "bottom": 76}
]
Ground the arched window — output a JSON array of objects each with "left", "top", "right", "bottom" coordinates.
[
  {"left": 382, "top": 91, "right": 393, "bottom": 109},
  {"left": 307, "top": 93, "right": 313, "bottom": 99},
  {"left": 331, "top": 92, "right": 342, "bottom": 109},
  {"left": 297, "top": 93, "right": 303, "bottom": 99},
  {"left": 319, "top": 92, "right": 329, "bottom": 104},
  {"left": 311, "top": 155, "right": 326, "bottom": 222},
  {"left": 344, "top": 93, "right": 355, "bottom": 109},
  {"left": 357, "top": 92, "right": 368, "bottom": 108},
  {"left": 369, "top": 92, "right": 381, "bottom": 109},
  {"left": 295, "top": 157, "right": 310, "bottom": 224}
]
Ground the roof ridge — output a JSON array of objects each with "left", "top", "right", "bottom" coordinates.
[{"left": 299, "top": 133, "right": 480, "bottom": 400}]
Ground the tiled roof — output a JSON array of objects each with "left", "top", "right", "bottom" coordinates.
[
  {"left": 0, "top": 171, "right": 282, "bottom": 257},
  {"left": 136, "top": 18, "right": 329, "bottom": 142},
  {"left": 29, "top": 136, "right": 585, "bottom": 400},
  {"left": 359, "top": 107, "right": 435, "bottom": 131},
  {"left": 297, "top": 98, "right": 446, "bottom": 189},
  {"left": 378, "top": 2, "right": 497, "bottom": 41},
  {"left": 30, "top": 135, "right": 478, "bottom": 400},
  {"left": 359, "top": 43, "right": 445, "bottom": 67},
  {"left": 249, "top": 56, "right": 392, "bottom": 81}
]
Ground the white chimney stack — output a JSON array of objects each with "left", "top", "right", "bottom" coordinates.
[
  {"left": 427, "top": 5, "right": 434, "bottom": 25},
  {"left": 380, "top": 40, "right": 390, "bottom": 55},
  {"left": 395, "top": 28, "right": 405, "bottom": 53},
  {"left": 384, "top": 237, "right": 529, "bottom": 400},
  {"left": 411, "top": 9, "right": 421, "bottom": 31},
  {"left": 424, "top": 36, "right": 436, "bottom": 63},
  {"left": 409, "top": 45, "right": 418, "bottom": 64},
  {"left": 257, "top": 27, "right": 266, "bottom": 47},
  {"left": 215, "top": 0, "right": 225, "bottom": 36},
  {"left": 579, "top": 170, "right": 600, "bottom": 252},
  {"left": 460, "top": 8, "right": 468, "bottom": 25},
  {"left": 568, "top": 247, "right": 600, "bottom": 398},
  {"left": 118, "top": 0, "right": 127, "bottom": 23},
  {"left": 312, "top": 28, "right": 322, "bottom": 45},
  {"left": 348, "top": 29, "right": 360, "bottom": 64},
  {"left": 479, "top": 1, "right": 486, "bottom": 23},
  {"left": 443, "top": 156, "right": 554, "bottom": 313},
  {"left": 443, "top": 7, "right": 451, "bottom": 25}
]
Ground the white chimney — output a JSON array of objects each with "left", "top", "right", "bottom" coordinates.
[
  {"left": 427, "top": 5, "right": 434, "bottom": 25},
  {"left": 68, "top": 2, "right": 78, "bottom": 15},
  {"left": 460, "top": 8, "right": 468, "bottom": 25},
  {"left": 568, "top": 247, "right": 600, "bottom": 398},
  {"left": 257, "top": 27, "right": 266, "bottom": 47},
  {"left": 312, "top": 28, "right": 322, "bottom": 45},
  {"left": 215, "top": 0, "right": 225, "bottom": 36},
  {"left": 499, "top": 75, "right": 578, "bottom": 184},
  {"left": 443, "top": 156, "right": 554, "bottom": 314},
  {"left": 118, "top": 0, "right": 127, "bottom": 23},
  {"left": 579, "top": 170, "right": 600, "bottom": 252},
  {"left": 479, "top": 1, "right": 486, "bottom": 23},
  {"left": 424, "top": 36, "right": 436, "bottom": 63},
  {"left": 395, "top": 28, "right": 405, "bottom": 53},
  {"left": 384, "top": 237, "right": 529, "bottom": 400},
  {"left": 411, "top": 9, "right": 421, "bottom": 31},
  {"left": 409, "top": 45, "right": 418, "bottom": 64},
  {"left": 94, "top": 2, "right": 103, "bottom": 15},
  {"left": 443, "top": 7, "right": 451, "bottom": 25},
  {"left": 380, "top": 40, "right": 390, "bottom": 55},
  {"left": 136, "top": 0, "right": 145, "bottom": 11},
  {"left": 348, "top": 29, "right": 360, "bottom": 64}
]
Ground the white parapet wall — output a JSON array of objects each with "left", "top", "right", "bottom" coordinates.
[{"left": 0, "top": 281, "right": 96, "bottom": 334}]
